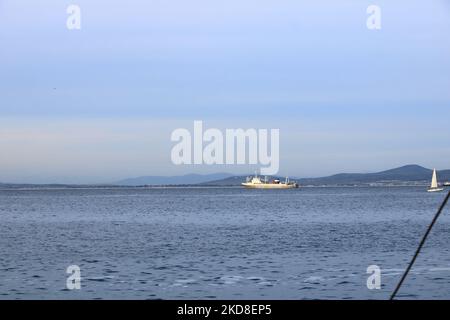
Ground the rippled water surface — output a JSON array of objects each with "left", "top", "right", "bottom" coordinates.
[{"left": 1, "top": 186, "right": 449, "bottom": 299}]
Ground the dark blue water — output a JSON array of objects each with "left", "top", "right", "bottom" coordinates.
[{"left": 1, "top": 186, "right": 449, "bottom": 299}]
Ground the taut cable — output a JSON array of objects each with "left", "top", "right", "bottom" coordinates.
[{"left": 390, "top": 191, "right": 450, "bottom": 300}]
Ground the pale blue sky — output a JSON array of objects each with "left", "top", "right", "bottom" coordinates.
[{"left": 0, "top": 0, "right": 450, "bottom": 183}]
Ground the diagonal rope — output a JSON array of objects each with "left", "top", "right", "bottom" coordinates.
[{"left": 390, "top": 190, "right": 450, "bottom": 300}]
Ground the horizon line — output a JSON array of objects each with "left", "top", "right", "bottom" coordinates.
[{"left": 1, "top": 164, "right": 447, "bottom": 186}]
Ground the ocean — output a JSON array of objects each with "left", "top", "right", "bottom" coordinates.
[{"left": 1, "top": 186, "right": 449, "bottom": 299}]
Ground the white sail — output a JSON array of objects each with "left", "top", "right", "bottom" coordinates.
[{"left": 431, "top": 169, "right": 438, "bottom": 189}]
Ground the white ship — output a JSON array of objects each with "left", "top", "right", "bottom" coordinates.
[
  {"left": 242, "top": 174, "right": 299, "bottom": 189},
  {"left": 427, "top": 168, "right": 444, "bottom": 192}
]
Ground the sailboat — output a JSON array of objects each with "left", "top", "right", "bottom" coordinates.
[{"left": 427, "top": 168, "right": 444, "bottom": 192}]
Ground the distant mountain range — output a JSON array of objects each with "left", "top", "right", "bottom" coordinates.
[
  {"left": 201, "top": 165, "right": 450, "bottom": 186},
  {"left": 296, "top": 164, "right": 450, "bottom": 186},
  {"left": 1, "top": 165, "right": 449, "bottom": 188},
  {"left": 114, "top": 165, "right": 450, "bottom": 186},
  {"left": 115, "top": 173, "right": 233, "bottom": 186}
]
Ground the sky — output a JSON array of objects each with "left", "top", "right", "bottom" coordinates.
[{"left": 0, "top": 0, "right": 450, "bottom": 183}]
